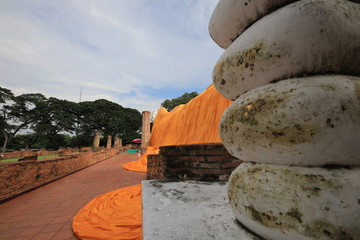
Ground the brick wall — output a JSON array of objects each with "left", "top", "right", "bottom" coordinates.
[
  {"left": 1, "top": 149, "right": 78, "bottom": 159},
  {"left": 147, "top": 143, "right": 242, "bottom": 181},
  {"left": 1, "top": 150, "right": 37, "bottom": 159},
  {"left": 0, "top": 149, "right": 119, "bottom": 202}
]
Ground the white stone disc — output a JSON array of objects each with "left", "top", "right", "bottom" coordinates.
[
  {"left": 209, "top": 0, "right": 297, "bottom": 49},
  {"left": 213, "top": 0, "right": 360, "bottom": 100},
  {"left": 228, "top": 162, "right": 360, "bottom": 240},
  {"left": 220, "top": 75, "right": 360, "bottom": 166}
]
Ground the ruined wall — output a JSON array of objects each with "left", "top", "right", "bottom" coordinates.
[
  {"left": 0, "top": 149, "right": 119, "bottom": 202},
  {"left": 1, "top": 150, "right": 37, "bottom": 159},
  {"left": 147, "top": 143, "right": 242, "bottom": 181}
]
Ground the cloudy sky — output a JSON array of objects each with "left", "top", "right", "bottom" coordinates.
[{"left": 0, "top": 0, "right": 223, "bottom": 113}]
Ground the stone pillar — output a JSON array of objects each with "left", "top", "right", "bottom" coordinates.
[
  {"left": 141, "top": 111, "right": 151, "bottom": 148},
  {"left": 106, "top": 135, "right": 112, "bottom": 149},
  {"left": 114, "top": 137, "right": 120, "bottom": 149},
  {"left": 92, "top": 130, "right": 100, "bottom": 152},
  {"left": 209, "top": 1, "right": 360, "bottom": 239}
]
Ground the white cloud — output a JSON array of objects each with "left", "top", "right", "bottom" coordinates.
[{"left": 0, "top": 0, "right": 223, "bottom": 113}]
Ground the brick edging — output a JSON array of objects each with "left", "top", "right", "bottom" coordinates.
[{"left": 0, "top": 150, "right": 119, "bottom": 204}]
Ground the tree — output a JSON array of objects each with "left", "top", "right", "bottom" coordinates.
[
  {"left": 0, "top": 86, "right": 142, "bottom": 151},
  {"left": 76, "top": 99, "right": 142, "bottom": 146},
  {"left": 1, "top": 92, "right": 48, "bottom": 152},
  {"left": 0, "top": 87, "right": 15, "bottom": 152},
  {"left": 28, "top": 97, "right": 78, "bottom": 146},
  {"left": 161, "top": 92, "right": 198, "bottom": 111}
]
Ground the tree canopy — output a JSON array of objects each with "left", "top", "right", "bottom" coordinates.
[
  {"left": 160, "top": 91, "right": 198, "bottom": 111},
  {"left": 0, "top": 87, "right": 141, "bottom": 152}
]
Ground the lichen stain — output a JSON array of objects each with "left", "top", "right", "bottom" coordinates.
[
  {"left": 229, "top": 164, "right": 357, "bottom": 239},
  {"left": 301, "top": 174, "right": 343, "bottom": 190},
  {"left": 285, "top": 208, "right": 303, "bottom": 223},
  {"left": 355, "top": 82, "right": 360, "bottom": 101},
  {"left": 245, "top": 205, "right": 277, "bottom": 225},
  {"left": 221, "top": 87, "right": 320, "bottom": 146},
  {"left": 228, "top": 170, "right": 242, "bottom": 205},
  {"left": 213, "top": 41, "right": 268, "bottom": 90},
  {"left": 304, "top": 220, "right": 355, "bottom": 240},
  {"left": 319, "top": 84, "right": 336, "bottom": 91},
  {"left": 225, "top": 96, "right": 284, "bottom": 127},
  {"left": 243, "top": 204, "right": 303, "bottom": 231}
]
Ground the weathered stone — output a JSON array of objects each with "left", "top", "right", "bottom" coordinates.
[
  {"left": 142, "top": 111, "right": 151, "bottom": 148},
  {"left": 143, "top": 180, "right": 261, "bottom": 240},
  {"left": 106, "top": 135, "right": 112, "bottom": 149},
  {"left": 228, "top": 162, "right": 360, "bottom": 240},
  {"left": 209, "top": 0, "right": 297, "bottom": 49},
  {"left": 220, "top": 75, "right": 360, "bottom": 167},
  {"left": 114, "top": 136, "right": 120, "bottom": 149},
  {"left": 213, "top": 0, "right": 360, "bottom": 100},
  {"left": 92, "top": 130, "right": 101, "bottom": 151}
]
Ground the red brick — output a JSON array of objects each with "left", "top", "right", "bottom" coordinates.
[
  {"left": 221, "top": 161, "right": 243, "bottom": 169},
  {"left": 177, "top": 144, "right": 206, "bottom": 151},
  {"left": 205, "top": 143, "right": 225, "bottom": 150},
  {"left": 205, "top": 156, "right": 233, "bottom": 162},
  {"left": 163, "top": 150, "right": 184, "bottom": 156},
  {"left": 196, "top": 162, "right": 222, "bottom": 169},
  {"left": 189, "top": 150, "right": 227, "bottom": 156},
  {"left": 17, "top": 225, "right": 45, "bottom": 236},
  {"left": 0, "top": 150, "right": 118, "bottom": 202},
  {"left": 190, "top": 169, "right": 230, "bottom": 175},
  {"left": 33, "top": 232, "right": 56, "bottom": 240},
  {"left": 51, "top": 229, "right": 77, "bottom": 240}
]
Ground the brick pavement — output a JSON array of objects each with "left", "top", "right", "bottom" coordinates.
[{"left": 0, "top": 153, "right": 146, "bottom": 240}]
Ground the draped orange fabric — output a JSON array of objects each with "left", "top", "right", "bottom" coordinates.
[
  {"left": 73, "top": 184, "right": 142, "bottom": 240},
  {"left": 73, "top": 84, "right": 232, "bottom": 240},
  {"left": 123, "top": 84, "right": 232, "bottom": 172}
]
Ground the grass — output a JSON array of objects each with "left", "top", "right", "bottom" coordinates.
[
  {"left": 0, "top": 154, "right": 59, "bottom": 163},
  {"left": 37, "top": 154, "right": 59, "bottom": 160},
  {"left": 0, "top": 158, "right": 20, "bottom": 163}
]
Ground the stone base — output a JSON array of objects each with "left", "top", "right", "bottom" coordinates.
[{"left": 142, "top": 180, "right": 261, "bottom": 240}]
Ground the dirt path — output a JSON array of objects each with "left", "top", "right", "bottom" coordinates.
[{"left": 0, "top": 153, "right": 146, "bottom": 240}]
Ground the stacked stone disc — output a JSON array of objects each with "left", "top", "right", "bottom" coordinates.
[{"left": 209, "top": 0, "right": 360, "bottom": 239}]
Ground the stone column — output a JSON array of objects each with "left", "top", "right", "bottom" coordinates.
[
  {"left": 209, "top": 1, "right": 360, "bottom": 239},
  {"left": 114, "top": 137, "right": 120, "bottom": 149},
  {"left": 141, "top": 111, "right": 151, "bottom": 148},
  {"left": 106, "top": 135, "right": 112, "bottom": 149},
  {"left": 92, "top": 130, "right": 100, "bottom": 152}
]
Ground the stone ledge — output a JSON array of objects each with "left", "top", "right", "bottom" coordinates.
[{"left": 142, "top": 180, "right": 261, "bottom": 240}]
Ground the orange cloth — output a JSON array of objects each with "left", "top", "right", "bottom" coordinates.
[
  {"left": 73, "top": 184, "right": 142, "bottom": 240},
  {"left": 73, "top": 84, "right": 232, "bottom": 240},
  {"left": 122, "top": 84, "right": 232, "bottom": 172}
]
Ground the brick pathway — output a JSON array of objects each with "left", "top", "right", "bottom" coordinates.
[{"left": 0, "top": 153, "right": 146, "bottom": 240}]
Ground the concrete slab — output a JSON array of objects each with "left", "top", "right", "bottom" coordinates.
[{"left": 142, "top": 180, "right": 261, "bottom": 240}]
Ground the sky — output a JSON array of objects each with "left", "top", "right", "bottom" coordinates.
[{"left": 0, "top": 0, "right": 224, "bottom": 113}]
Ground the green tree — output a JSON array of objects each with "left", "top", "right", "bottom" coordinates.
[
  {"left": 76, "top": 99, "right": 141, "bottom": 146},
  {"left": 0, "top": 87, "right": 15, "bottom": 152},
  {"left": 1, "top": 87, "right": 142, "bottom": 151},
  {"left": 1, "top": 91, "right": 48, "bottom": 152},
  {"left": 29, "top": 97, "right": 78, "bottom": 147},
  {"left": 161, "top": 92, "right": 198, "bottom": 111}
]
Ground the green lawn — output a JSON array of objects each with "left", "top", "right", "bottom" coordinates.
[
  {"left": 37, "top": 154, "right": 59, "bottom": 160},
  {"left": 0, "top": 154, "right": 59, "bottom": 163},
  {"left": 0, "top": 158, "right": 20, "bottom": 163}
]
